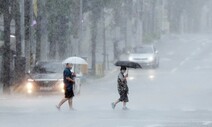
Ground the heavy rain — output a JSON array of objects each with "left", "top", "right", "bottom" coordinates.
[{"left": 0, "top": 0, "right": 212, "bottom": 127}]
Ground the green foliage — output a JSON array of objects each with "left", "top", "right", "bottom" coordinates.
[
  {"left": 143, "top": 33, "right": 160, "bottom": 43},
  {"left": 46, "top": 0, "right": 72, "bottom": 16},
  {"left": 45, "top": 0, "right": 116, "bottom": 38},
  {"left": 0, "top": 0, "right": 3, "bottom": 15},
  {"left": 45, "top": 0, "right": 73, "bottom": 58},
  {"left": 167, "top": 0, "right": 210, "bottom": 32},
  {"left": 46, "top": 0, "right": 77, "bottom": 37},
  {"left": 0, "top": 30, "right": 3, "bottom": 41}
]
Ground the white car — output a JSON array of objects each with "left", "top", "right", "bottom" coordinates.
[{"left": 128, "top": 45, "right": 159, "bottom": 68}]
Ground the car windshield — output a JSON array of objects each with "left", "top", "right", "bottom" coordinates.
[
  {"left": 133, "top": 46, "right": 153, "bottom": 53},
  {"left": 32, "top": 62, "right": 64, "bottom": 73}
]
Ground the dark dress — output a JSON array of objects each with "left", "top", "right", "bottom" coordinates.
[
  {"left": 117, "top": 72, "right": 129, "bottom": 102},
  {"left": 63, "top": 68, "right": 74, "bottom": 98}
]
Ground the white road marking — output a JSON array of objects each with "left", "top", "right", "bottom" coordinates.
[
  {"left": 194, "top": 66, "right": 212, "bottom": 70},
  {"left": 171, "top": 68, "right": 178, "bottom": 73},
  {"left": 202, "top": 121, "right": 212, "bottom": 126},
  {"left": 179, "top": 61, "right": 185, "bottom": 66},
  {"left": 181, "top": 108, "right": 197, "bottom": 112}
]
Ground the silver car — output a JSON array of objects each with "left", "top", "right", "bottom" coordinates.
[
  {"left": 25, "top": 61, "right": 65, "bottom": 94},
  {"left": 25, "top": 61, "right": 82, "bottom": 95},
  {"left": 128, "top": 45, "right": 159, "bottom": 68}
]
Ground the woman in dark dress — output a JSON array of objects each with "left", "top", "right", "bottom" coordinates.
[{"left": 111, "top": 66, "right": 129, "bottom": 110}]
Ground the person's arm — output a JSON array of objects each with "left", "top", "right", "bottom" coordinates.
[
  {"left": 66, "top": 77, "right": 75, "bottom": 83},
  {"left": 119, "top": 73, "right": 127, "bottom": 82},
  {"left": 124, "top": 73, "right": 128, "bottom": 79}
]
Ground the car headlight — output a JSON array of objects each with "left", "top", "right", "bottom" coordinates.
[
  {"left": 59, "top": 82, "right": 64, "bottom": 89},
  {"left": 26, "top": 82, "right": 33, "bottom": 94},
  {"left": 149, "top": 75, "right": 155, "bottom": 80},
  {"left": 59, "top": 82, "right": 65, "bottom": 93},
  {"left": 149, "top": 56, "right": 154, "bottom": 61},
  {"left": 26, "top": 82, "right": 33, "bottom": 90},
  {"left": 129, "top": 56, "right": 133, "bottom": 61}
]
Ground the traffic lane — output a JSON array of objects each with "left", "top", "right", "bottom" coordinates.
[
  {"left": 177, "top": 40, "right": 212, "bottom": 72},
  {"left": 127, "top": 69, "right": 212, "bottom": 111},
  {"left": 2, "top": 34, "right": 212, "bottom": 127},
  {"left": 1, "top": 72, "right": 212, "bottom": 127},
  {"left": 157, "top": 36, "right": 212, "bottom": 108},
  {"left": 0, "top": 94, "right": 212, "bottom": 127},
  {"left": 156, "top": 34, "right": 212, "bottom": 72},
  {"left": 1, "top": 98, "right": 212, "bottom": 127}
]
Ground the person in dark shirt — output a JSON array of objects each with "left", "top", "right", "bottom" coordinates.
[{"left": 56, "top": 63, "right": 75, "bottom": 110}]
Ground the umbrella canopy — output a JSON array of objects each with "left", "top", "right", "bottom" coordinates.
[
  {"left": 62, "top": 56, "right": 88, "bottom": 65},
  {"left": 115, "top": 61, "right": 142, "bottom": 69}
]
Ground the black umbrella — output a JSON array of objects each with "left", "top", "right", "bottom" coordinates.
[{"left": 114, "top": 61, "right": 142, "bottom": 69}]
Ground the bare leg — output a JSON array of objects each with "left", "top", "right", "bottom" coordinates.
[
  {"left": 122, "top": 102, "right": 129, "bottom": 110},
  {"left": 114, "top": 99, "right": 120, "bottom": 105},
  {"left": 112, "top": 99, "right": 120, "bottom": 109},
  {"left": 57, "top": 98, "right": 69, "bottom": 109},
  {"left": 123, "top": 102, "right": 127, "bottom": 108},
  {"left": 68, "top": 98, "right": 73, "bottom": 109}
]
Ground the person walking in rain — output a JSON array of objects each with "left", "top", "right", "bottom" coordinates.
[
  {"left": 111, "top": 66, "right": 129, "bottom": 110},
  {"left": 56, "top": 63, "right": 75, "bottom": 110}
]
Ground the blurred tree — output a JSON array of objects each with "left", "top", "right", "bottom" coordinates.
[
  {"left": 89, "top": 0, "right": 112, "bottom": 74},
  {"left": 0, "top": 0, "right": 3, "bottom": 15},
  {"left": 32, "top": 0, "right": 211, "bottom": 76},
  {"left": 24, "top": 0, "right": 33, "bottom": 73},
  {"left": 36, "top": 1, "right": 41, "bottom": 61},
  {"left": 2, "top": 0, "right": 12, "bottom": 94},
  {"left": 89, "top": 0, "right": 102, "bottom": 74},
  {"left": 14, "top": 1, "right": 21, "bottom": 57},
  {"left": 167, "top": 0, "right": 209, "bottom": 33},
  {"left": 13, "top": 0, "right": 24, "bottom": 88},
  {"left": 85, "top": 0, "right": 133, "bottom": 72},
  {"left": 0, "top": 0, "right": 3, "bottom": 39},
  {"left": 0, "top": 0, "right": 3, "bottom": 40},
  {"left": 46, "top": 0, "right": 74, "bottom": 59},
  {"left": 184, "top": 0, "right": 209, "bottom": 32}
]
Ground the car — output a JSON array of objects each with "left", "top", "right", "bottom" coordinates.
[
  {"left": 128, "top": 45, "right": 159, "bottom": 68},
  {"left": 25, "top": 61, "right": 65, "bottom": 94},
  {"left": 25, "top": 61, "right": 82, "bottom": 95}
]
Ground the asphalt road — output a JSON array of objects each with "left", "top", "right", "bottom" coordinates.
[{"left": 0, "top": 34, "right": 212, "bottom": 127}]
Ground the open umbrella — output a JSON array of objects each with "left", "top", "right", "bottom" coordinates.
[
  {"left": 62, "top": 56, "right": 88, "bottom": 65},
  {"left": 114, "top": 61, "right": 142, "bottom": 69}
]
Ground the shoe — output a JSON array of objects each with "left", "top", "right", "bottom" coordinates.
[
  {"left": 122, "top": 107, "right": 129, "bottom": 111},
  {"left": 111, "top": 102, "right": 115, "bottom": 109},
  {"left": 56, "top": 105, "right": 60, "bottom": 111}
]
